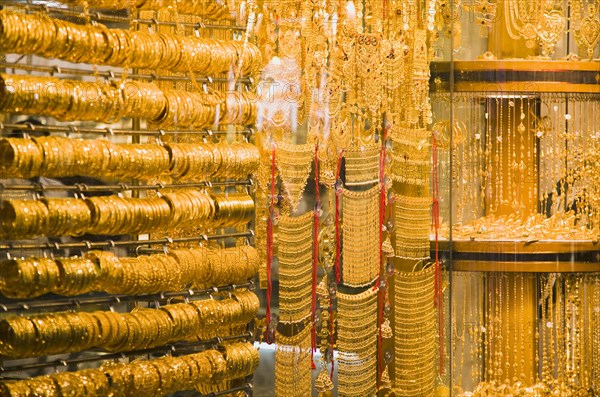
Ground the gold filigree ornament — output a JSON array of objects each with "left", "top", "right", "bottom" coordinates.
[
  {"left": 382, "top": 236, "right": 395, "bottom": 258},
  {"left": 505, "top": 0, "right": 544, "bottom": 48},
  {"left": 537, "top": 8, "right": 567, "bottom": 57},
  {"left": 573, "top": 2, "right": 600, "bottom": 59},
  {"left": 275, "top": 141, "right": 314, "bottom": 212},
  {"left": 314, "top": 364, "right": 334, "bottom": 393},
  {"left": 318, "top": 223, "right": 336, "bottom": 271},
  {"left": 318, "top": 139, "right": 338, "bottom": 188},
  {"left": 411, "top": 29, "right": 431, "bottom": 125},
  {"left": 379, "top": 365, "right": 392, "bottom": 391},
  {"left": 381, "top": 317, "right": 393, "bottom": 339},
  {"left": 356, "top": 32, "right": 384, "bottom": 139}
]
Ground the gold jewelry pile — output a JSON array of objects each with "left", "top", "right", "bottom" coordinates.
[
  {"left": 0, "top": 74, "right": 257, "bottom": 128},
  {"left": 337, "top": 287, "right": 379, "bottom": 397},
  {"left": 0, "top": 245, "right": 258, "bottom": 298},
  {"left": 0, "top": 342, "right": 258, "bottom": 397},
  {"left": 0, "top": 290, "right": 258, "bottom": 358},
  {"left": 0, "top": 136, "right": 259, "bottom": 180},
  {"left": 0, "top": 11, "right": 262, "bottom": 75},
  {"left": 0, "top": 190, "right": 253, "bottom": 238}
]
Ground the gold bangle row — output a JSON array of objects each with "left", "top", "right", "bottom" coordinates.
[
  {"left": 0, "top": 342, "right": 258, "bottom": 397},
  {"left": 0, "top": 245, "right": 258, "bottom": 298},
  {"left": 0, "top": 190, "right": 254, "bottom": 238},
  {"left": 0, "top": 10, "right": 262, "bottom": 75},
  {"left": 59, "top": 0, "right": 238, "bottom": 19},
  {"left": 0, "top": 291, "right": 259, "bottom": 358},
  {"left": 0, "top": 136, "right": 259, "bottom": 180},
  {"left": 0, "top": 73, "right": 257, "bottom": 128}
]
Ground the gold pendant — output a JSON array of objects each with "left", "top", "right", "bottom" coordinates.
[
  {"left": 576, "top": 15, "right": 600, "bottom": 59},
  {"left": 537, "top": 9, "right": 567, "bottom": 57}
]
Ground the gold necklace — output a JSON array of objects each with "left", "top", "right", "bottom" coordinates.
[
  {"left": 277, "top": 211, "right": 314, "bottom": 324},
  {"left": 342, "top": 185, "right": 381, "bottom": 287},
  {"left": 394, "top": 265, "right": 437, "bottom": 397},
  {"left": 275, "top": 324, "right": 312, "bottom": 397},
  {"left": 394, "top": 194, "right": 431, "bottom": 260},
  {"left": 344, "top": 143, "right": 381, "bottom": 187},
  {"left": 337, "top": 287, "right": 379, "bottom": 397},
  {"left": 276, "top": 141, "right": 314, "bottom": 212},
  {"left": 388, "top": 126, "right": 431, "bottom": 188},
  {"left": 355, "top": 32, "right": 384, "bottom": 142}
]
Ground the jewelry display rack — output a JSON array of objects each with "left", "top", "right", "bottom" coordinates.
[
  {"left": 0, "top": 0, "right": 261, "bottom": 395},
  {"left": 432, "top": 1, "right": 600, "bottom": 396}
]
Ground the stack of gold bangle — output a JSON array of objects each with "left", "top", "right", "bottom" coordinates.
[
  {"left": 0, "top": 74, "right": 258, "bottom": 127},
  {"left": 151, "top": 90, "right": 257, "bottom": 129},
  {"left": 212, "top": 193, "right": 255, "bottom": 227},
  {"left": 0, "top": 11, "right": 262, "bottom": 74},
  {"left": 199, "top": 245, "right": 259, "bottom": 287},
  {"left": 0, "top": 343, "right": 259, "bottom": 397},
  {"left": 168, "top": 141, "right": 260, "bottom": 181},
  {"left": 59, "top": 0, "right": 238, "bottom": 20},
  {"left": 0, "top": 136, "right": 260, "bottom": 180},
  {"left": 0, "top": 190, "right": 253, "bottom": 238},
  {"left": 0, "top": 291, "right": 259, "bottom": 358}
]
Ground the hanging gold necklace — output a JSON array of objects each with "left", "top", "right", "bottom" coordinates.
[
  {"left": 342, "top": 185, "right": 381, "bottom": 287},
  {"left": 277, "top": 211, "right": 314, "bottom": 324},
  {"left": 394, "top": 264, "right": 437, "bottom": 397},
  {"left": 337, "top": 286, "right": 379, "bottom": 397},
  {"left": 276, "top": 141, "right": 314, "bottom": 212},
  {"left": 394, "top": 194, "right": 432, "bottom": 260},
  {"left": 344, "top": 143, "right": 381, "bottom": 187},
  {"left": 275, "top": 325, "right": 313, "bottom": 397}
]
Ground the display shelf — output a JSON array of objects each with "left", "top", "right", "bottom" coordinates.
[
  {"left": 0, "top": 282, "right": 255, "bottom": 313},
  {"left": 0, "top": 230, "right": 254, "bottom": 252},
  {"left": 449, "top": 260, "right": 599, "bottom": 273},
  {"left": 435, "top": 239, "right": 599, "bottom": 272},
  {"left": 0, "top": 61, "right": 254, "bottom": 85},
  {"left": 435, "top": 2, "right": 600, "bottom": 396},
  {"left": 436, "top": 239, "right": 600, "bottom": 254},
  {"left": 0, "top": 179, "right": 253, "bottom": 193},
  {"left": 431, "top": 60, "right": 600, "bottom": 93},
  {"left": 0, "top": 121, "right": 254, "bottom": 138}
]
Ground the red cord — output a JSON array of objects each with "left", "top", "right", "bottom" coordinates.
[
  {"left": 376, "top": 129, "right": 388, "bottom": 387},
  {"left": 432, "top": 137, "right": 444, "bottom": 374},
  {"left": 334, "top": 149, "right": 343, "bottom": 284},
  {"left": 265, "top": 147, "right": 276, "bottom": 344},
  {"left": 311, "top": 143, "right": 320, "bottom": 369}
]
